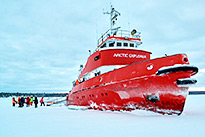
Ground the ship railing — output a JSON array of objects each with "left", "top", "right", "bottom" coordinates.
[{"left": 97, "top": 29, "right": 141, "bottom": 45}]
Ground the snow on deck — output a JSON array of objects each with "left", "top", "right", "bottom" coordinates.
[{"left": 0, "top": 95, "right": 205, "bottom": 137}]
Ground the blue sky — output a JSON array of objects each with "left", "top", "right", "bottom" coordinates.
[{"left": 0, "top": 0, "right": 205, "bottom": 92}]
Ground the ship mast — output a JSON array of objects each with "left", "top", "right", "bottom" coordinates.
[{"left": 103, "top": 5, "right": 121, "bottom": 36}]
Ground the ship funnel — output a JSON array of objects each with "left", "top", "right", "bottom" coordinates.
[{"left": 131, "top": 29, "right": 137, "bottom": 35}]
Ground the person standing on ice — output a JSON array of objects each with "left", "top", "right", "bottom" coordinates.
[
  {"left": 26, "top": 97, "right": 30, "bottom": 107},
  {"left": 20, "top": 97, "right": 25, "bottom": 107},
  {"left": 22, "top": 97, "right": 25, "bottom": 107},
  {"left": 30, "top": 97, "right": 33, "bottom": 106},
  {"left": 12, "top": 97, "right": 16, "bottom": 107},
  {"left": 18, "top": 97, "right": 22, "bottom": 107},
  {"left": 40, "top": 97, "right": 45, "bottom": 106},
  {"left": 17, "top": 96, "right": 20, "bottom": 105},
  {"left": 34, "top": 97, "right": 38, "bottom": 108}
]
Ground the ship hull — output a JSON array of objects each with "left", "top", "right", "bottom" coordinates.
[{"left": 67, "top": 54, "right": 198, "bottom": 115}]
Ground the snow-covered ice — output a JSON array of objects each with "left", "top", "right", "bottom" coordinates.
[{"left": 0, "top": 95, "right": 205, "bottom": 137}]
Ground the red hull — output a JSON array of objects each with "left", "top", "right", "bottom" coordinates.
[{"left": 67, "top": 54, "right": 198, "bottom": 115}]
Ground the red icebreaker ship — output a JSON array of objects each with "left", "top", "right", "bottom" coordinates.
[{"left": 66, "top": 6, "right": 198, "bottom": 115}]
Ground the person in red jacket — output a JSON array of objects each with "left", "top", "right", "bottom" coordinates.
[
  {"left": 17, "top": 96, "right": 20, "bottom": 104},
  {"left": 12, "top": 97, "right": 16, "bottom": 107},
  {"left": 26, "top": 97, "right": 30, "bottom": 107},
  {"left": 40, "top": 97, "right": 45, "bottom": 106}
]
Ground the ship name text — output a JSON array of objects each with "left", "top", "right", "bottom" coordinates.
[{"left": 113, "top": 53, "right": 146, "bottom": 59}]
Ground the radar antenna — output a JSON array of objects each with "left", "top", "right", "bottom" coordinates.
[{"left": 103, "top": 5, "right": 121, "bottom": 36}]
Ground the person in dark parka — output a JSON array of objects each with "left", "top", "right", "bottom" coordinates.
[
  {"left": 34, "top": 97, "right": 38, "bottom": 108},
  {"left": 22, "top": 97, "right": 25, "bottom": 107},
  {"left": 20, "top": 97, "right": 25, "bottom": 107},
  {"left": 18, "top": 97, "right": 22, "bottom": 107}
]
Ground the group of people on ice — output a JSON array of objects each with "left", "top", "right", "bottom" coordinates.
[{"left": 12, "top": 96, "right": 45, "bottom": 108}]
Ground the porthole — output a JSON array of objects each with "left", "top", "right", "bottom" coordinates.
[{"left": 94, "top": 55, "right": 100, "bottom": 61}]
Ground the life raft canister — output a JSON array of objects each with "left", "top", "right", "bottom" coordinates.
[{"left": 131, "top": 29, "right": 137, "bottom": 35}]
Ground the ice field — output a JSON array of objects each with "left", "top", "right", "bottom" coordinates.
[{"left": 0, "top": 95, "right": 205, "bottom": 137}]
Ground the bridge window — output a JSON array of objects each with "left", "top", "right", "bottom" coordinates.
[
  {"left": 109, "top": 42, "right": 115, "bottom": 47},
  {"left": 117, "top": 42, "right": 122, "bottom": 47},
  {"left": 123, "top": 43, "right": 128, "bottom": 47},
  {"left": 130, "top": 43, "right": 134, "bottom": 47},
  {"left": 101, "top": 43, "right": 106, "bottom": 48}
]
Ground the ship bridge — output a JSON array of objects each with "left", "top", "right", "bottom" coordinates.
[{"left": 96, "top": 29, "right": 143, "bottom": 51}]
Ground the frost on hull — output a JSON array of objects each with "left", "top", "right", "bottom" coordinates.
[
  {"left": 87, "top": 93, "right": 188, "bottom": 115},
  {"left": 90, "top": 76, "right": 188, "bottom": 115},
  {"left": 66, "top": 5, "right": 198, "bottom": 115},
  {"left": 67, "top": 86, "right": 187, "bottom": 115}
]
